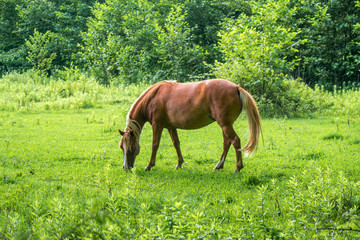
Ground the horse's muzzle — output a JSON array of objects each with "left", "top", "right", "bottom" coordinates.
[{"left": 123, "top": 163, "right": 134, "bottom": 170}]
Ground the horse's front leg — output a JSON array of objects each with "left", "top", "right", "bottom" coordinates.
[
  {"left": 168, "top": 128, "right": 184, "bottom": 169},
  {"left": 145, "top": 125, "right": 163, "bottom": 171}
]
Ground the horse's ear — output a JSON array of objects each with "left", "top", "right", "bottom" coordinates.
[{"left": 118, "top": 129, "right": 125, "bottom": 136}]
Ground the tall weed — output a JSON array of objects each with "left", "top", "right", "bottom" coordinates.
[
  {"left": 322, "top": 87, "right": 360, "bottom": 117},
  {"left": 0, "top": 70, "right": 148, "bottom": 112}
]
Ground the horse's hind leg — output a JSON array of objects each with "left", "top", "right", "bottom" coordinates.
[
  {"left": 168, "top": 128, "right": 184, "bottom": 169},
  {"left": 214, "top": 132, "right": 231, "bottom": 170},
  {"left": 221, "top": 125, "right": 243, "bottom": 172}
]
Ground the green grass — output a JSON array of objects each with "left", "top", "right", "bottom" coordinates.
[
  {"left": 1, "top": 107, "right": 360, "bottom": 239},
  {"left": 1, "top": 73, "right": 360, "bottom": 239}
]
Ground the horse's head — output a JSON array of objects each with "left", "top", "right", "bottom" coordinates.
[{"left": 119, "top": 129, "right": 140, "bottom": 170}]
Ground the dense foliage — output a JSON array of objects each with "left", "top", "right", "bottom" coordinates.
[
  {"left": 1, "top": 0, "right": 360, "bottom": 88},
  {"left": 214, "top": 0, "right": 305, "bottom": 114},
  {"left": 81, "top": 0, "right": 245, "bottom": 84},
  {"left": 0, "top": 0, "right": 99, "bottom": 73},
  {"left": 290, "top": 0, "right": 360, "bottom": 88}
]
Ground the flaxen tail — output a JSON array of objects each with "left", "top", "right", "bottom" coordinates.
[{"left": 238, "top": 87, "right": 262, "bottom": 155}]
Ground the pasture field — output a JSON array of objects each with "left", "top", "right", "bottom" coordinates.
[
  {"left": 0, "top": 76, "right": 360, "bottom": 239},
  {"left": 1, "top": 107, "right": 360, "bottom": 239}
]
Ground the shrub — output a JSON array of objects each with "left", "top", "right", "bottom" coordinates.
[
  {"left": 214, "top": 0, "right": 301, "bottom": 95},
  {"left": 25, "top": 29, "right": 57, "bottom": 76},
  {"left": 255, "top": 78, "right": 329, "bottom": 118}
]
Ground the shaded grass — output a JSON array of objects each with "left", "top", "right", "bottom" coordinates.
[{"left": 323, "top": 132, "right": 345, "bottom": 140}]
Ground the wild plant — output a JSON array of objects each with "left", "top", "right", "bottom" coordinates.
[{"left": 0, "top": 70, "right": 148, "bottom": 112}]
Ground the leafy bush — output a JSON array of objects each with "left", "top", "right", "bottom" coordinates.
[
  {"left": 25, "top": 29, "right": 57, "bottom": 75},
  {"left": 255, "top": 79, "right": 360, "bottom": 118},
  {"left": 214, "top": 0, "right": 302, "bottom": 94},
  {"left": 256, "top": 79, "right": 330, "bottom": 118},
  {"left": 211, "top": 0, "right": 360, "bottom": 118},
  {"left": 213, "top": 0, "right": 322, "bottom": 117}
]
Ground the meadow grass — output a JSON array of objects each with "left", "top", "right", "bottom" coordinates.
[{"left": 0, "top": 73, "right": 360, "bottom": 239}]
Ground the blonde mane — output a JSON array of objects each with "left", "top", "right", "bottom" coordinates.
[
  {"left": 124, "top": 84, "right": 154, "bottom": 141},
  {"left": 125, "top": 117, "right": 142, "bottom": 141}
]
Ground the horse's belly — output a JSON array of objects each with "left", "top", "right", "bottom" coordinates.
[{"left": 166, "top": 107, "right": 214, "bottom": 129}]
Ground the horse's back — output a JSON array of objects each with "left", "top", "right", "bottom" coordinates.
[{"left": 146, "top": 79, "right": 241, "bottom": 129}]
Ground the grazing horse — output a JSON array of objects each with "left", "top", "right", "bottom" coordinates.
[{"left": 118, "top": 79, "right": 261, "bottom": 172}]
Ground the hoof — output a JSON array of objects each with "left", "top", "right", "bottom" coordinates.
[
  {"left": 175, "top": 165, "right": 183, "bottom": 170},
  {"left": 144, "top": 166, "right": 151, "bottom": 171},
  {"left": 234, "top": 165, "right": 244, "bottom": 173},
  {"left": 213, "top": 165, "right": 224, "bottom": 171}
]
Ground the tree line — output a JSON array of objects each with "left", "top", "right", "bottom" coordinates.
[{"left": 1, "top": 0, "right": 360, "bottom": 90}]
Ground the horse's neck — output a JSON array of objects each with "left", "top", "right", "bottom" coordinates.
[
  {"left": 128, "top": 103, "right": 145, "bottom": 127},
  {"left": 127, "top": 82, "right": 163, "bottom": 127}
]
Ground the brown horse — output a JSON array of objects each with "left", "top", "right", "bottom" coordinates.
[{"left": 119, "top": 79, "right": 262, "bottom": 172}]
